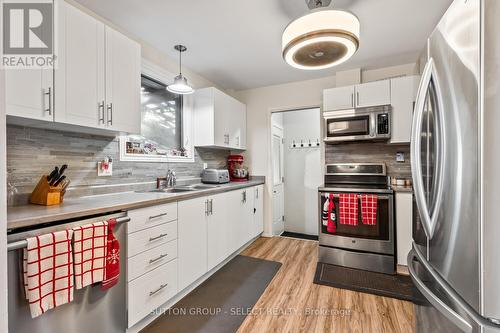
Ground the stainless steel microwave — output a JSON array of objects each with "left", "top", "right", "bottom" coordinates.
[{"left": 323, "top": 105, "right": 391, "bottom": 143}]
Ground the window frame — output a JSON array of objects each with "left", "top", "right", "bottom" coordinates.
[{"left": 119, "top": 59, "right": 195, "bottom": 163}]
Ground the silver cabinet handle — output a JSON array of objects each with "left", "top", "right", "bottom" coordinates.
[
  {"left": 149, "top": 233, "right": 168, "bottom": 242},
  {"left": 44, "top": 87, "right": 52, "bottom": 115},
  {"left": 149, "top": 213, "right": 167, "bottom": 220},
  {"left": 98, "top": 101, "right": 105, "bottom": 124},
  {"left": 149, "top": 283, "right": 168, "bottom": 296},
  {"left": 149, "top": 253, "right": 168, "bottom": 264},
  {"left": 408, "top": 249, "right": 473, "bottom": 333},
  {"left": 205, "top": 199, "right": 209, "bottom": 216},
  {"left": 107, "top": 103, "right": 113, "bottom": 125},
  {"left": 256, "top": 188, "right": 259, "bottom": 199},
  {"left": 242, "top": 191, "right": 247, "bottom": 203},
  {"left": 351, "top": 93, "right": 354, "bottom": 107},
  {"left": 209, "top": 199, "right": 213, "bottom": 215},
  {"left": 356, "top": 91, "right": 360, "bottom": 106}
]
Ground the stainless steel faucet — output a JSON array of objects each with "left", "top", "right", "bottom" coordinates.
[{"left": 166, "top": 169, "right": 176, "bottom": 188}]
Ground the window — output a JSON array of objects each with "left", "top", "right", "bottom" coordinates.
[{"left": 120, "top": 61, "right": 194, "bottom": 163}]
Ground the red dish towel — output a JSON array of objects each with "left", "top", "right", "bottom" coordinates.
[
  {"left": 102, "top": 219, "right": 120, "bottom": 290},
  {"left": 73, "top": 221, "right": 108, "bottom": 289},
  {"left": 339, "top": 193, "right": 359, "bottom": 226},
  {"left": 22, "top": 230, "right": 74, "bottom": 318},
  {"left": 360, "top": 194, "right": 378, "bottom": 225}
]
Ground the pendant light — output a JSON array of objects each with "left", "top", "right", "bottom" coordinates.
[
  {"left": 167, "top": 44, "right": 194, "bottom": 95},
  {"left": 282, "top": 0, "right": 360, "bottom": 70}
]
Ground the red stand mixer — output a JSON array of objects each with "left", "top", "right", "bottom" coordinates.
[{"left": 227, "top": 155, "right": 249, "bottom": 182}]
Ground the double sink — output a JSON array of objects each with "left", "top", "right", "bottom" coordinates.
[{"left": 141, "top": 183, "right": 222, "bottom": 194}]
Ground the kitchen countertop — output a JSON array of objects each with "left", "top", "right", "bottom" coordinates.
[
  {"left": 391, "top": 185, "right": 413, "bottom": 193},
  {"left": 7, "top": 177, "right": 265, "bottom": 232}
]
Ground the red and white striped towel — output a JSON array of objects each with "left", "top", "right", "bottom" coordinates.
[
  {"left": 23, "top": 230, "right": 74, "bottom": 318},
  {"left": 73, "top": 221, "right": 108, "bottom": 289},
  {"left": 339, "top": 193, "right": 359, "bottom": 226},
  {"left": 360, "top": 194, "right": 378, "bottom": 225}
]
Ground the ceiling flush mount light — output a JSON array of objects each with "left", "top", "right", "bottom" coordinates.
[
  {"left": 167, "top": 44, "right": 194, "bottom": 95},
  {"left": 282, "top": 0, "right": 360, "bottom": 70}
]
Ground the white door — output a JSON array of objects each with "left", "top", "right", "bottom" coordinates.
[
  {"left": 355, "top": 80, "right": 391, "bottom": 108},
  {"left": 207, "top": 192, "right": 231, "bottom": 271},
  {"left": 323, "top": 85, "right": 355, "bottom": 111},
  {"left": 5, "top": 68, "right": 53, "bottom": 121},
  {"left": 55, "top": 2, "right": 105, "bottom": 128},
  {"left": 272, "top": 125, "right": 285, "bottom": 236},
  {"left": 213, "top": 89, "right": 231, "bottom": 147},
  {"left": 178, "top": 197, "right": 208, "bottom": 291},
  {"left": 105, "top": 26, "right": 141, "bottom": 134},
  {"left": 230, "top": 99, "right": 246, "bottom": 149}
]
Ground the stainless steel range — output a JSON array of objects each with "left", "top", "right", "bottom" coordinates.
[{"left": 318, "top": 163, "right": 395, "bottom": 274}]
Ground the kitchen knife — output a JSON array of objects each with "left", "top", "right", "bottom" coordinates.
[
  {"left": 52, "top": 175, "right": 66, "bottom": 187},
  {"left": 47, "top": 167, "right": 59, "bottom": 182},
  {"left": 58, "top": 164, "right": 68, "bottom": 177}
]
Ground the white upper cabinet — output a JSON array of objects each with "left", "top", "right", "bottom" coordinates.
[
  {"left": 323, "top": 80, "right": 391, "bottom": 111},
  {"left": 354, "top": 80, "right": 391, "bottom": 108},
  {"left": 390, "top": 76, "right": 420, "bottom": 143},
  {"left": 194, "top": 87, "right": 247, "bottom": 150},
  {"left": 104, "top": 27, "right": 141, "bottom": 134},
  {"left": 5, "top": 68, "right": 54, "bottom": 122},
  {"left": 323, "top": 85, "right": 355, "bottom": 111},
  {"left": 55, "top": 2, "right": 105, "bottom": 128},
  {"left": 7, "top": 0, "right": 141, "bottom": 134}
]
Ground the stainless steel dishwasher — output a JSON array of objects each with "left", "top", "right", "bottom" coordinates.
[{"left": 7, "top": 212, "right": 128, "bottom": 333}]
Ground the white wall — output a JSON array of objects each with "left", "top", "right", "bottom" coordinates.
[
  {"left": 235, "top": 63, "right": 417, "bottom": 237},
  {"left": 1, "top": 68, "right": 8, "bottom": 331},
  {"left": 282, "top": 108, "right": 322, "bottom": 236}
]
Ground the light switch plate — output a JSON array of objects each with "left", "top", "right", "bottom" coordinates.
[{"left": 97, "top": 161, "right": 113, "bottom": 176}]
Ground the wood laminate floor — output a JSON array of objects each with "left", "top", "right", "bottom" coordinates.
[{"left": 237, "top": 237, "right": 415, "bottom": 333}]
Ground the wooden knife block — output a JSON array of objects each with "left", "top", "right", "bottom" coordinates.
[{"left": 30, "top": 175, "right": 65, "bottom": 206}]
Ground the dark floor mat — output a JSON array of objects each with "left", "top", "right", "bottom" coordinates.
[
  {"left": 142, "top": 255, "right": 282, "bottom": 333},
  {"left": 314, "top": 262, "right": 425, "bottom": 303},
  {"left": 281, "top": 231, "right": 319, "bottom": 241}
]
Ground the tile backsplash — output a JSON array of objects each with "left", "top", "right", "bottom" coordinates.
[
  {"left": 7, "top": 125, "right": 229, "bottom": 204},
  {"left": 325, "top": 141, "right": 411, "bottom": 179}
]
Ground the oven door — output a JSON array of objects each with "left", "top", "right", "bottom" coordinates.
[
  {"left": 323, "top": 112, "right": 372, "bottom": 142},
  {"left": 318, "top": 191, "right": 394, "bottom": 255}
]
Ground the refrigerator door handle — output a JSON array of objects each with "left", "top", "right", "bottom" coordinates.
[
  {"left": 411, "top": 58, "right": 445, "bottom": 239},
  {"left": 408, "top": 248, "right": 473, "bottom": 333}
]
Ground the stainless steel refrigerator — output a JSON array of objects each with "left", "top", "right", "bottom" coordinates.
[{"left": 408, "top": 0, "right": 500, "bottom": 332}]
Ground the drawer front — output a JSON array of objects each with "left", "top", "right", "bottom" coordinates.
[
  {"left": 127, "top": 202, "right": 178, "bottom": 234},
  {"left": 127, "top": 221, "right": 177, "bottom": 258},
  {"left": 127, "top": 259, "right": 178, "bottom": 328},
  {"left": 127, "top": 239, "right": 178, "bottom": 282}
]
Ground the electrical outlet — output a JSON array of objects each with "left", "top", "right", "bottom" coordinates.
[
  {"left": 396, "top": 152, "right": 405, "bottom": 162},
  {"left": 203, "top": 163, "right": 208, "bottom": 169},
  {"left": 97, "top": 157, "right": 113, "bottom": 176}
]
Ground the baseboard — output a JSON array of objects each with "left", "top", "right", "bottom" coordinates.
[
  {"left": 397, "top": 264, "right": 409, "bottom": 276},
  {"left": 126, "top": 235, "right": 260, "bottom": 333}
]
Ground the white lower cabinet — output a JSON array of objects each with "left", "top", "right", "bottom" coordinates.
[
  {"left": 396, "top": 192, "right": 413, "bottom": 266},
  {"left": 178, "top": 197, "right": 208, "bottom": 291},
  {"left": 126, "top": 185, "right": 263, "bottom": 328}
]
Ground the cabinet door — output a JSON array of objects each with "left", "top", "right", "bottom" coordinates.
[
  {"left": 5, "top": 68, "right": 53, "bottom": 121},
  {"left": 207, "top": 192, "right": 231, "bottom": 271},
  {"left": 323, "top": 85, "right": 355, "bottom": 111},
  {"left": 396, "top": 192, "right": 413, "bottom": 266},
  {"left": 105, "top": 27, "right": 141, "bottom": 134},
  {"left": 355, "top": 80, "right": 391, "bottom": 108},
  {"left": 253, "top": 185, "right": 264, "bottom": 237},
  {"left": 213, "top": 89, "right": 231, "bottom": 147},
  {"left": 229, "top": 98, "right": 246, "bottom": 149},
  {"left": 178, "top": 197, "right": 207, "bottom": 291},
  {"left": 390, "top": 76, "right": 420, "bottom": 143},
  {"left": 55, "top": 2, "right": 105, "bottom": 128}
]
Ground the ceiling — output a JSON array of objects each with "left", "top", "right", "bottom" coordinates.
[{"left": 74, "top": 0, "right": 453, "bottom": 91}]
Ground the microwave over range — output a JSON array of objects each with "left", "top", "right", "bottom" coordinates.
[{"left": 323, "top": 105, "right": 391, "bottom": 143}]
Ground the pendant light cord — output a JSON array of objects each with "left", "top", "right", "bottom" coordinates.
[{"left": 179, "top": 49, "right": 182, "bottom": 75}]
